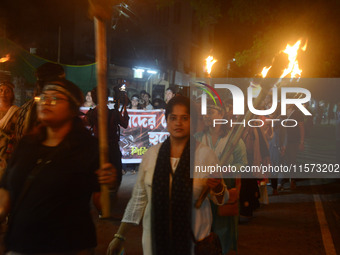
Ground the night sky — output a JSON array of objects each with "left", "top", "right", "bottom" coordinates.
[
  {"left": 211, "top": 0, "right": 340, "bottom": 78},
  {"left": 1, "top": 0, "right": 340, "bottom": 78},
  {"left": 1, "top": 0, "right": 67, "bottom": 43},
  {"left": 1, "top": 0, "right": 83, "bottom": 63}
]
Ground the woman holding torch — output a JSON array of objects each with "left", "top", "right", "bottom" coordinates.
[
  {"left": 195, "top": 99, "right": 247, "bottom": 255},
  {"left": 0, "top": 79, "right": 117, "bottom": 254},
  {"left": 0, "top": 81, "right": 18, "bottom": 180}
]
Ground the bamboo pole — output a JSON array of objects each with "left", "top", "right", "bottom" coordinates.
[
  {"left": 57, "top": 25, "right": 61, "bottom": 64},
  {"left": 94, "top": 17, "right": 111, "bottom": 218},
  {"left": 220, "top": 86, "right": 270, "bottom": 163},
  {"left": 195, "top": 81, "right": 271, "bottom": 208}
]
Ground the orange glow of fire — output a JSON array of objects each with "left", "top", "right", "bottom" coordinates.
[
  {"left": 0, "top": 54, "right": 10, "bottom": 63},
  {"left": 301, "top": 39, "right": 308, "bottom": 51},
  {"left": 204, "top": 56, "right": 217, "bottom": 76},
  {"left": 261, "top": 66, "right": 272, "bottom": 78},
  {"left": 280, "top": 40, "right": 307, "bottom": 79}
]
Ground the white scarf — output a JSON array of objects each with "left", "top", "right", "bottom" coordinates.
[
  {"left": 0, "top": 105, "right": 18, "bottom": 129},
  {"left": 201, "top": 131, "right": 232, "bottom": 160}
]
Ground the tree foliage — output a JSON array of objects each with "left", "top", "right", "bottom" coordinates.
[
  {"left": 189, "top": 0, "right": 222, "bottom": 26},
  {"left": 137, "top": 0, "right": 340, "bottom": 77},
  {"left": 155, "top": 0, "right": 222, "bottom": 25},
  {"left": 228, "top": 0, "right": 340, "bottom": 77}
]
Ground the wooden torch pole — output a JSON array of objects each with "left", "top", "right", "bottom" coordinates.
[
  {"left": 90, "top": 0, "right": 112, "bottom": 218},
  {"left": 195, "top": 80, "right": 272, "bottom": 208},
  {"left": 94, "top": 17, "right": 111, "bottom": 218}
]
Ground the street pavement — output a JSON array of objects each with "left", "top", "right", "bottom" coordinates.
[
  {"left": 238, "top": 179, "right": 340, "bottom": 255},
  {"left": 94, "top": 173, "right": 340, "bottom": 255},
  {"left": 94, "top": 171, "right": 143, "bottom": 255},
  {"left": 94, "top": 124, "right": 340, "bottom": 255}
]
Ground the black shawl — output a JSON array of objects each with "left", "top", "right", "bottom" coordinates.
[{"left": 151, "top": 137, "right": 193, "bottom": 255}]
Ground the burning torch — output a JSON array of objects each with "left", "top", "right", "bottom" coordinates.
[{"left": 195, "top": 39, "right": 308, "bottom": 208}]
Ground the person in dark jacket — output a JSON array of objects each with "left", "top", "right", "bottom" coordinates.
[
  {"left": 0, "top": 79, "right": 117, "bottom": 254},
  {"left": 85, "top": 87, "right": 129, "bottom": 191}
]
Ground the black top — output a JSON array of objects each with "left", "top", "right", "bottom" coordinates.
[
  {"left": 286, "top": 109, "right": 304, "bottom": 143},
  {"left": 86, "top": 107, "right": 129, "bottom": 144},
  {"left": 0, "top": 125, "right": 100, "bottom": 253}
]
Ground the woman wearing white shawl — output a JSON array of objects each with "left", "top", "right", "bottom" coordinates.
[{"left": 0, "top": 81, "right": 18, "bottom": 179}]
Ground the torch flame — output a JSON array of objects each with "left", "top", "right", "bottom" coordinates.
[
  {"left": 0, "top": 54, "right": 10, "bottom": 63},
  {"left": 301, "top": 39, "right": 308, "bottom": 51},
  {"left": 280, "top": 40, "right": 307, "bottom": 79},
  {"left": 204, "top": 56, "right": 217, "bottom": 77},
  {"left": 261, "top": 66, "right": 272, "bottom": 78}
]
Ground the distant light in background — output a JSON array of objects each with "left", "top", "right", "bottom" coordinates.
[
  {"left": 147, "top": 70, "right": 157, "bottom": 74},
  {"left": 227, "top": 58, "right": 235, "bottom": 78},
  {"left": 133, "top": 67, "right": 158, "bottom": 78},
  {"left": 133, "top": 68, "right": 145, "bottom": 78}
]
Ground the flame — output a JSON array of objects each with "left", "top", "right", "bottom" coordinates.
[
  {"left": 0, "top": 54, "right": 10, "bottom": 63},
  {"left": 301, "top": 39, "right": 308, "bottom": 51},
  {"left": 280, "top": 40, "right": 307, "bottom": 79},
  {"left": 261, "top": 66, "right": 272, "bottom": 78},
  {"left": 204, "top": 56, "right": 217, "bottom": 76}
]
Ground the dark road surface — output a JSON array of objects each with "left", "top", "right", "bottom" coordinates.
[
  {"left": 237, "top": 179, "right": 340, "bottom": 255},
  {"left": 93, "top": 124, "right": 340, "bottom": 255},
  {"left": 94, "top": 174, "right": 340, "bottom": 255}
]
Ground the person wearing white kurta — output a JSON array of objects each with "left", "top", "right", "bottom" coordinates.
[{"left": 120, "top": 142, "right": 229, "bottom": 255}]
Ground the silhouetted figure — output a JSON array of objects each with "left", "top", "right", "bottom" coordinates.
[{"left": 85, "top": 87, "right": 129, "bottom": 191}]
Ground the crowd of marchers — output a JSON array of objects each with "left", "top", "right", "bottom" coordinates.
[{"left": 0, "top": 62, "right": 338, "bottom": 255}]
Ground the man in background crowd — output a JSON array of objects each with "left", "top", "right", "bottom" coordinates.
[{"left": 165, "top": 87, "right": 176, "bottom": 104}]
